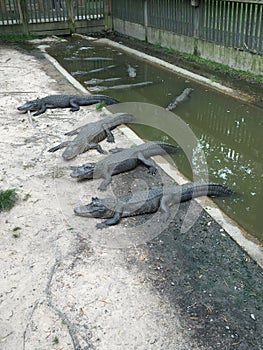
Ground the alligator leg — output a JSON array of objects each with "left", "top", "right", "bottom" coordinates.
[
  {"left": 137, "top": 152, "right": 157, "bottom": 174},
  {"left": 64, "top": 127, "right": 81, "bottom": 136},
  {"left": 159, "top": 195, "right": 171, "bottom": 221},
  {"left": 48, "top": 141, "right": 71, "bottom": 152},
  {"left": 109, "top": 147, "right": 126, "bottom": 153},
  {"left": 33, "top": 104, "right": 47, "bottom": 116},
  {"left": 96, "top": 212, "right": 123, "bottom": 229},
  {"left": 88, "top": 143, "right": 107, "bottom": 154},
  {"left": 102, "top": 125, "right": 115, "bottom": 143},
  {"left": 69, "top": 99, "right": 80, "bottom": 112},
  {"left": 98, "top": 173, "right": 112, "bottom": 191}
]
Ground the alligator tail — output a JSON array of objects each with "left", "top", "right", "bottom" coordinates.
[
  {"left": 156, "top": 142, "right": 179, "bottom": 154},
  {"left": 160, "top": 182, "right": 233, "bottom": 217},
  {"left": 92, "top": 95, "right": 119, "bottom": 105},
  {"left": 176, "top": 182, "right": 233, "bottom": 203}
]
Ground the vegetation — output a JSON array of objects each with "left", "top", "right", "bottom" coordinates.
[
  {"left": 12, "top": 233, "right": 21, "bottom": 239},
  {"left": 23, "top": 193, "right": 31, "bottom": 201},
  {"left": 183, "top": 51, "right": 262, "bottom": 83},
  {"left": 96, "top": 101, "right": 106, "bottom": 110},
  {"left": 161, "top": 45, "right": 263, "bottom": 85},
  {"left": 53, "top": 336, "right": 59, "bottom": 345},
  {"left": 0, "top": 33, "right": 38, "bottom": 43},
  {"left": 0, "top": 188, "right": 17, "bottom": 212}
]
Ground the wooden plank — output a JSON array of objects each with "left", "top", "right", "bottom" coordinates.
[
  {"left": 247, "top": 2, "right": 253, "bottom": 49},
  {"left": 252, "top": 4, "right": 258, "bottom": 51},
  {"left": 17, "top": 0, "right": 29, "bottom": 33},
  {"left": 217, "top": 0, "right": 223, "bottom": 44},
  {"left": 233, "top": 2, "right": 239, "bottom": 47},
  {"left": 229, "top": 1, "right": 235, "bottom": 47},
  {"left": 226, "top": 1, "right": 231, "bottom": 46},
  {"left": 258, "top": 4, "right": 263, "bottom": 53},
  {"left": 243, "top": 2, "right": 248, "bottom": 48},
  {"left": 215, "top": 0, "right": 220, "bottom": 41}
]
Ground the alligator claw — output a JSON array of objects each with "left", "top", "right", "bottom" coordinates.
[
  {"left": 96, "top": 222, "right": 108, "bottom": 229},
  {"left": 98, "top": 185, "right": 107, "bottom": 192},
  {"left": 148, "top": 166, "right": 157, "bottom": 175},
  {"left": 159, "top": 212, "right": 169, "bottom": 222}
]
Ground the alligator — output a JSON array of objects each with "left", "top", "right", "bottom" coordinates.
[
  {"left": 85, "top": 77, "right": 122, "bottom": 85},
  {"left": 88, "top": 65, "right": 117, "bottom": 74},
  {"left": 88, "top": 81, "right": 153, "bottom": 93},
  {"left": 166, "top": 87, "right": 194, "bottom": 111},
  {"left": 17, "top": 94, "right": 119, "bottom": 116},
  {"left": 127, "top": 64, "right": 136, "bottom": 78},
  {"left": 48, "top": 112, "right": 135, "bottom": 160},
  {"left": 70, "top": 141, "right": 178, "bottom": 191},
  {"left": 74, "top": 182, "right": 233, "bottom": 228}
]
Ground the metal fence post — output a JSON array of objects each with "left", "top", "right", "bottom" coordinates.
[{"left": 17, "top": 0, "right": 29, "bottom": 34}]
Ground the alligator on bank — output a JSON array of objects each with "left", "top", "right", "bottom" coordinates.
[
  {"left": 74, "top": 182, "right": 233, "bottom": 228},
  {"left": 48, "top": 112, "right": 135, "bottom": 160},
  {"left": 70, "top": 141, "right": 178, "bottom": 191},
  {"left": 17, "top": 94, "right": 119, "bottom": 116},
  {"left": 166, "top": 87, "right": 194, "bottom": 111}
]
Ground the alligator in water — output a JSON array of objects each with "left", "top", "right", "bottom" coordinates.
[
  {"left": 85, "top": 77, "right": 122, "bottom": 85},
  {"left": 127, "top": 64, "right": 136, "bottom": 78},
  {"left": 17, "top": 94, "right": 119, "bottom": 116},
  {"left": 88, "top": 81, "right": 153, "bottom": 93},
  {"left": 48, "top": 112, "right": 135, "bottom": 160},
  {"left": 70, "top": 141, "right": 178, "bottom": 191},
  {"left": 166, "top": 87, "right": 194, "bottom": 111},
  {"left": 88, "top": 65, "right": 117, "bottom": 74},
  {"left": 74, "top": 182, "right": 233, "bottom": 228}
]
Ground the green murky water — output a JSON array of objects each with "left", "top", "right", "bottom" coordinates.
[{"left": 47, "top": 38, "right": 263, "bottom": 243}]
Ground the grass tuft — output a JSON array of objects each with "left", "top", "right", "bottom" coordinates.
[{"left": 0, "top": 188, "right": 17, "bottom": 211}]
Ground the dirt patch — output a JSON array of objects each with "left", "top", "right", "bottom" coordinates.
[{"left": 0, "top": 42, "right": 262, "bottom": 350}]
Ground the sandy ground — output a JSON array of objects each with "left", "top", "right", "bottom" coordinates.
[{"left": 1, "top": 43, "right": 263, "bottom": 350}]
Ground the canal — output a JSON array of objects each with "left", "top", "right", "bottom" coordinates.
[{"left": 47, "top": 37, "right": 263, "bottom": 244}]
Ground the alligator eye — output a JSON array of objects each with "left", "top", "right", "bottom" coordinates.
[{"left": 92, "top": 197, "right": 102, "bottom": 205}]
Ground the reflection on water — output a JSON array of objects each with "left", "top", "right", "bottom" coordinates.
[{"left": 47, "top": 38, "right": 263, "bottom": 243}]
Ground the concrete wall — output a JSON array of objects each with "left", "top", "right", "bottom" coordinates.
[
  {"left": 113, "top": 18, "right": 146, "bottom": 42},
  {"left": 113, "top": 18, "right": 263, "bottom": 76}
]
